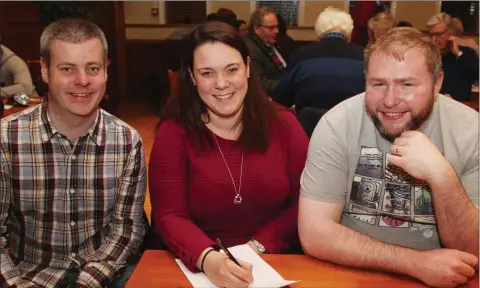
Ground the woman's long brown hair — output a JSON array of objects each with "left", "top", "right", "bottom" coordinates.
[{"left": 160, "top": 21, "right": 281, "bottom": 152}]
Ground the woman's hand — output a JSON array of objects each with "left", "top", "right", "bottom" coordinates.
[{"left": 202, "top": 251, "right": 254, "bottom": 288}]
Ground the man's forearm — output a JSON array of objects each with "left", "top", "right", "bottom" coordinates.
[
  {"left": 1, "top": 83, "right": 34, "bottom": 98},
  {"left": 429, "top": 166, "right": 479, "bottom": 256},
  {"left": 301, "top": 220, "right": 420, "bottom": 278}
]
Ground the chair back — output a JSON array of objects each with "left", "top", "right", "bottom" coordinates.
[{"left": 296, "top": 107, "right": 328, "bottom": 138}]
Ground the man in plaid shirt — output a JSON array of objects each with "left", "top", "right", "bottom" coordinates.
[{"left": 0, "top": 18, "right": 147, "bottom": 288}]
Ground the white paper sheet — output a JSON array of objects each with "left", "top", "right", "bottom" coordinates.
[{"left": 175, "top": 244, "right": 299, "bottom": 288}]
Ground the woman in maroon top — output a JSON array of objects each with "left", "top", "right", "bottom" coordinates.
[{"left": 149, "top": 21, "right": 308, "bottom": 287}]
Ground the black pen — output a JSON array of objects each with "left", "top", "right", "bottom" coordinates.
[{"left": 216, "top": 238, "right": 241, "bottom": 267}]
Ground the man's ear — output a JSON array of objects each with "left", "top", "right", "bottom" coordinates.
[
  {"left": 434, "top": 71, "right": 444, "bottom": 99},
  {"left": 105, "top": 58, "right": 109, "bottom": 80},
  {"left": 40, "top": 57, "right": 49, "bottom": 84}
]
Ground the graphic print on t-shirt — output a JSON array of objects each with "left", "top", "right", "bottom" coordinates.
[{"left": 348, "top": 146, "right": 436, "bottom": 228}]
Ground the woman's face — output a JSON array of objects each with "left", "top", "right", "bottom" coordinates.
[{"left": 191, "top": 42, "right": 250, "bottom": 121}]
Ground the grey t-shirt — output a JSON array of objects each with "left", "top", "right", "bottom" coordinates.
[{"left": 300, "top": 93, "right": 479, "bottom": 250}]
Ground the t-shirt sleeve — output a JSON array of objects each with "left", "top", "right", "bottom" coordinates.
[
  {"left": 460, "top": 135, "right": 479, "bottom": 206},
  {"left": 300, "top": 108, "right": 349, "bottom": 203}
]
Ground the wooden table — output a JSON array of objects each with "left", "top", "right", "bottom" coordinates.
[
  {"left": 126, "top": 250, "right": 479, "bottom": 287},
  {"left": 2, "top": 105, "right": 32, "bottom": 118},
  {"left": 1, "top": 96, "right": 42, "bottom": 118}
]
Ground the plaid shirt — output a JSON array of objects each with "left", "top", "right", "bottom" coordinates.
[{"left": 0, "top": 103, "right": 146, "bottom": 288}]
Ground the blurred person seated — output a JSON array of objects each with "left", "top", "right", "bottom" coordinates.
[
  {"left": 245, "top": 6, "right": 286, "bottom": 96},
  {"left": 367, "top": 12, "right": 396, "bottom": 43},
  {"left": 149, "top": 21, "right": 308, "bottom": 288},
  {"left": 234, "top": 19, "right": 248, "bottom": 37},
  {"left": 0, "top": 42, "right": 35, "bottom": 99},
  {"left": 273, "top": 7, "right": 365, "bottom": 113},
  {"left": 427, "top": 12, "right": 479, "bottom": 101},
  {"left": 451, "top": 17, "right": 479, "bottom": 55}
]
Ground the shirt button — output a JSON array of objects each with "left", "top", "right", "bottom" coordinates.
[
  {"left": 70, "top": 221, "right": 75, "bottom": 226},
  {"left": 71, "top": 252, "right": 76, "bottom": 257},
  {"left": 71, "top": 155, "right": 76, "bottom": 160},
  {"left": 69, "top": 189, "right": 75, "bottom": 194}
]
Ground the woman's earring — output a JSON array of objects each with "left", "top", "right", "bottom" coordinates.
[{"left": 189, "top": 73, "right": 197, "bottom": 86}]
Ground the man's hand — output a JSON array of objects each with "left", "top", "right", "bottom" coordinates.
[
  {"left": 75, "top": 279, "right": 89, "bottom": 287},
  {"left": 410, "top": 249, "right": 478, "bottom": 288},
  {"left": 388, "top": 131, "right": 452, "bottom": 184},
  {"left": 448, "top": 36, "right": 462, "bottom": 57}
]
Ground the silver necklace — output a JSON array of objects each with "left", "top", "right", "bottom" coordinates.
[{"left": 212, "top": 134, "right": 244, "bottom": 204}]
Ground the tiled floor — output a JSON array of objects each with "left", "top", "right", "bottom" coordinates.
[{"left": 116, "top": 101, "right": 160, "bottom": 222}]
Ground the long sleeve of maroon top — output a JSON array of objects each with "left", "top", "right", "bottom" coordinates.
[{"left": 148, "top": 110, "right": 309, "bottom": 271}]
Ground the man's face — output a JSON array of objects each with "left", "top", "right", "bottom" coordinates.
[
  {"left": 254, "top": 13, "right": 279, "bottom": 45},
  {"left": 427, "top": 21, "right": 452, "bottom": 52},
  {"left": 41, "top": 38, "right": 107, "bottom": 119},
  {"left": 365, "top": 48, "right": 443, "bottom": 142}
]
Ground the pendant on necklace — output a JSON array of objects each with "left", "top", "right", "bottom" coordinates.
[{"left": 234, "top": 195, "right": 242, "bottom": 204}]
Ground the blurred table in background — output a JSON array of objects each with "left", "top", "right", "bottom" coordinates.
[{"left": 1, "top": 96, "right": 41, "bottom": 118}]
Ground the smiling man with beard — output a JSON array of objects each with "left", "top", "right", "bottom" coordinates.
[
  {"left": 0, "top": 18, "right": 146, "bottom": 288},
  {"left": 298, "top": 27, "right": 479, "bottom": 288}
]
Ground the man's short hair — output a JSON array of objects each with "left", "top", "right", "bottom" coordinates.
[
  {"left": 368, "top": 12, "right": 396, "bottom": 32},
  {"left": 40, "top": 18, "right": 108, "bottom": 66},
  {"left": 314, "top": 7, "right": 354, "bottom": 39},
  {"left": 426, "top": 12, "right": 455, "bottom": 31},
  {"left": 364, "top": 27, "right": 442, "bottom": 82}
]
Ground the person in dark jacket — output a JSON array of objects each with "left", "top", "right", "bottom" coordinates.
[
  {"left": 273, "top": 7, "right": 365, "bottom": 112},
  {"left": 426, "top": 12, "right": 479, "bottom": 101},
  {"left": 245, "top": 6, "right": 286, "bottom": 96}
]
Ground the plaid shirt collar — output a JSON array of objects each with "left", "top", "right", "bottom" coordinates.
[{"left": 38, "top": 101, "right": 104, "bottom": 146}]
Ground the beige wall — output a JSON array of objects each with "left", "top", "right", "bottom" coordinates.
[
  {"left": 124, "top": 1, "right": 160, "bottom": 25},
  {"left": 395, "top": 1, "right": 437, "bottom": 31},
  {"left": 124, "top": 1, "right": 442, "bottom": 41}
]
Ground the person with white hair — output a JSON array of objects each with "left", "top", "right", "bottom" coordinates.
[
  {"left": 273, "top": 7, "right": 365, "bottom": 116},
  {"left": 426, "top": 12, "right": 478, "bottom": 102},
  {"left": 451, "top": 17, "right": 479, "bottom": 55}
]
